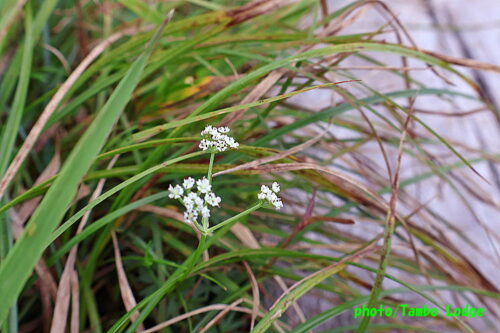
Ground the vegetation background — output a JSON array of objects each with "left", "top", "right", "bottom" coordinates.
[{"left": 0, "top": 0, "right": 498, "bottom": 332}]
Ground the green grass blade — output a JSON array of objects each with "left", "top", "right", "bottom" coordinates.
[
  {"left": 251, "top": 263, "right": 347, "bottom": 333},
  {"left": 51, "top": 192, "right": 166, "bottom": 261},
  {"left": 119, "top": 0, "right": 164, "bottom": 24},
  {"left": 0, "top": 5, "right": 33, "bottom": 176}
]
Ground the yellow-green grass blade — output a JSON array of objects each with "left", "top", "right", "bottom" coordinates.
[
  {"left": 119, "top": 0, "right": 164, "bottom": 24},
  {"left": 132, "top": 82, "right": 344, "bottom": 141}
]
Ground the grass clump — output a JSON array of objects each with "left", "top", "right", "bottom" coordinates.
[{"left": 0, "top": 0, "right": 499, "bottom": 332}]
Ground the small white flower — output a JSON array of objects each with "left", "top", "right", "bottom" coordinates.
[
  {"left": 199, "top": 125, "right": 238, "bottom": 153},
  {"left": 183, "top": 177, "right": 195, "bottom": 190},
  {"left": 199, "top": 139, "right": 211, "bottom": 151},
  {"left": 184, "top": 210, "right": 198, "bottom": 224},
  {"left": 272, "top": 198, "right": 283, "bottom": 210},
  {"left": 185, "top": 192, "right": 202, "bottom": 207},
  {"left": 201, "top": 125, "right": 215, "bottom": 136},
  {"left": 205, "top": 192, "right": 221, "bottom": 207},
  {"left": 212, "top": 131, "right": 222, "bottom": 140},
  {"left": 194, "top": 197, "right": 204, "bottom": 209},
  {"left": 196, "top": 177, "right": 212, "bottom": 193},
  {"left": 200, "top": 206, "right": 211, "bottom": 218},
  {"left": 215, "top": 140, "right": 227, "bottom": 152},
  {"left": 260, "top": 185, "right": 271, "bottom": 195},
  {"left": 184, "top": 201, "right": 194, "bottom": 212},
  {"left": 184, "top": 192, "right": 195, "bottom": 201},
  {"left": 168, "top": 184, "right": 184, "bottom": 199},
  {"left": 267, "top": 192, "right": 278, "bottom": 202},
  {"left": 225, "top": 136, "right": 239, "bottom": 149},
  {"left": 258, "top": 183, "right": 283, "bottom": 210}
]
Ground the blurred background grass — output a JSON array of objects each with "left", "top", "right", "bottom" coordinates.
[{"left": 0, "top": 0, "right": 499, "bottom": 332}]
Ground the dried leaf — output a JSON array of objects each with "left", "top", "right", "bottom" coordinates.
[
  {"left": 111, "top": 232, "right": 144, "bottom": 331},
  {"left": 213, "top": 131, "right": 327, "bottom": 177},
  {"left": 243, "top": 261, "right": 259, "bottom": 330},
  {"left": 18, "top": 149, "right": 61, "bottom": 223}
]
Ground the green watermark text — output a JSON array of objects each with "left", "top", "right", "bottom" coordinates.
[{"left": 353, "top": 304, "right": 485, "bottom": 319}]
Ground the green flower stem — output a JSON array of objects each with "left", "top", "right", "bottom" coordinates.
[
  {"left": 207, "top": 152, "right": 215, "bottom": 183},
  {"left": 192, "top": 218, "right": 204, "bottom": 234},
  {"left": 201, "top": 152, "right": 216, "bottom": 232},
  {"left": 207, "top": 202, "right": 262, "bottom": 233}
]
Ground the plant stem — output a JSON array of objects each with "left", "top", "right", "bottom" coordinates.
[
  {"left": 184, "top": 233, "right": 207, "bottom": 278},
  {"left": 207, "top": 152, "right": 215, "bottom": 183},
  {"left": 356, "top": 214, "right": 396, "bottom": 333},
  {"left": 207, "top": 203, "right": 262, "bottom": 233},
  {"left": 201, "top": 152, "right": 216, "bottom": 232}
]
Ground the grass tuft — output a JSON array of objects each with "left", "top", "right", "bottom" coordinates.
[{"left": 0, "top": 1, "right": 499, "bottom": 332}]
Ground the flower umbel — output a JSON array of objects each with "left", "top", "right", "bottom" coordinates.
[
  {"left": 168, "top": 176, "right": 221, "bottom": 230},
  {"left": 199, "top": 125, "right": 239, "bottom": 152},
  {"left": 258, "top": 182, "right": 283, "bottom": 210}
]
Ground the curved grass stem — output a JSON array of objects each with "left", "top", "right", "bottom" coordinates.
[{"left": 207, "top": 203, "right": 262, "bottom": 234}]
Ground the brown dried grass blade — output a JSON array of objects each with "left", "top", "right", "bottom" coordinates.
[
  {"left": 199, "top": 298, "right": 244, "bottom": 333},
  {"left": 18, "top": 148, "right": 60, "bottom": 223},
  {"left": 307, "top": 216, "right": 355, "bottom": 224},
  {"left": 226, "top": 0, "right": 296, "bottom": 26},
  {"left": 230, "top": 224, "right": 260, "bottom": 249},
  {"left": 243, "top": 261, "right": 259, "bottom": 330},
  {"left": 139, "top": 300, "right": 266, "bottom": 333},
  {"left": 213, "top": 131, "right": 326, "bottom": 177},
  {"left": 70, "top": 270, "right": 79, "bottom": 333},
  {"left": 50, "top": 156, "right": 118, "bottom": 333},
  {"left": 111, "top": 232, "right": 144, "bottom": 331}
]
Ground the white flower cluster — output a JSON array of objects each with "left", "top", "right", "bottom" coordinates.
[
  {"left": 199, "top": 125, "right": 239, "bottom": 152},
  {"left": 258, "top": 182, "right": 283, "bottom": 210},
  {"left": 168, "top": 177, "right": 221, "bottom": 225}
]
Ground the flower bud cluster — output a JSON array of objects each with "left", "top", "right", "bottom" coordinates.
[
  {"left": 258, "top": 182, "right": 283, "bottom": 210},
  {"left": 199, "top": 125, "right": 239, "bottom": 152},
  {"left": 168, "top": 177, "right": 221, "bottom": 225}
]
